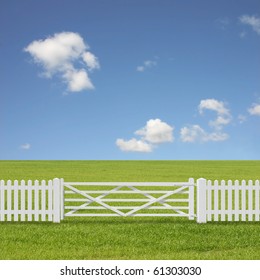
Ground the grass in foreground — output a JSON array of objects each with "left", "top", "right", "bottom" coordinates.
[
  {"left": 0, "top": 160, "right": 260, "bottom": 260},
  {"left": 1, "top": 217, "right": 260, "bottom": 260}
]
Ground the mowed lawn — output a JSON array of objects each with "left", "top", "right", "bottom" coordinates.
[{"left": 0, "top": 160, "right": 260, "bottom": 260}]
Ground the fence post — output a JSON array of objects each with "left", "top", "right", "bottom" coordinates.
[
  {"left": 53, "top": 178, "right": 61, "bottom": 223},
  {"left": 197, "top": 178, "right": 207, "bottom": 223},
  {"left": 188, "top": 178, "right": 194, "bottom": 220}
]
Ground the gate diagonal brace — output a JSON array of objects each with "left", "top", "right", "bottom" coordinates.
[
  {"left": 125, "top": 190, "right": 176, "bottom": 216},
  {"left": 64, "top": 184, "right": 126, "bottom": 216},
  {"left": 127, "top": 185, "right": 187, "bottom": 215},
  {"left": 124, "top": 185, "right": 189, "bottom": 216},
  {"left": 65, "top": 184, "right": 123, "bottom": 216}
]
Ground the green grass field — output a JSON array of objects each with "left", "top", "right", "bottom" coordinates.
[{"left": 0, "top": 160, "right": 260, "bottom": 260}]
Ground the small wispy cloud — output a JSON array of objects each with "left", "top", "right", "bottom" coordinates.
[
  {"left": 180, "top": 125, "right": 229, "bottom": 143},
  {"left": 20, "top": 143, "right": 31, "bottom": 150},
  {"left": 137, "top": 59, "right": 157, "bottom": 72},
  {"left": 239, "top": 15, "right": 260, "bottom": 35},
  {"left": 248, "top": 103, "right": 260, "bottom": 116},
  {"left": 198, "top": 99, "right": 231, "bottom": 130},
  {"left": 180, "top": 99, "right": 231, "bottom": 143},
  {"left": 24, "top": 32, "right": 100, "bottom": 93},
  {"left": 116, "top": 119, "right": 174, "bottom": 152}
]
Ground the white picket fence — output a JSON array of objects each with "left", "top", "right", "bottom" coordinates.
[
  {"left": 197, "top": 178, "right": 260, "bottom": 223},
  {"left": 0, "top": 178, "right": 62, "bottom": 223},
  {"left": 0, "top": 178, "right": 260, "bottom": 223}
]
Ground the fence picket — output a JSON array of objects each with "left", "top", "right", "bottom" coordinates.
[
  {"left": 48, "top": 180, "right": 53, "bottom": 221},
  {"left": 241, "top": 180, "right": 246, "bottom": 221},
  {"left": 20, "top": 180, "right": 26, "bottom": 221},
  {"left": 248, "top": 180, "right": 253, "bottom": 221},
  {"left": 0, "top": 180, "right": 5, "bottom": 221},
  {"left": 214, "top": 180, "right": 219, "bottom": 221},
  {"left": 34, "top": 180, "right": 39, "bottom": 221},
  {"left": 14, "top": 180, "right": 19, "bottom": 221},
  {"left": 227, "top": 180, "right": 232, "bottom": 221},
  {"left": 41, "top": 180, "right": 46, "bottom": 222},
  {"left": 27, "top": 180, "right": 32, "bottom": 221},
  {"left": 234, "top": 180, "right": 239, "bottom": 221},
  {"left": 220, "top": 180, "right": 226, "bottom": 221},
  {"left": 7, "top": 180, "right": 12, "bottom": 221}
]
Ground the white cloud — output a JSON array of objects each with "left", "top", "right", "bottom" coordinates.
[
  {"left": 199, "top": 99, "right": 229, "bottom": 115},
  {"left": 25, "top": 32, "right": 86, "bottom": 71},
  {"left": 206, "top": 131, "right": 229, "bottom": 141},
  {"left": 180, "top": 125, "right": 228, "bottom": 143},
  {"left": 116, "top": 138, "right": 153, "bottom": 153},
  {"left": 137, "top": 59, "right": 157, "bottom": 72},
  {"left": 180, "top": 125, "right": 205, "bottom": 143},
  {"left": 199, "top": 99, "right": 231, "bottom": 129},
  {"left": 24, "top": 32, "right": 100, "bottom": 92},
  {"left": 116, "top": 119, "right": 174, "bottom": 153},
  {"left": 209, "top": 115, "right": 231, "bottom": 129},
  {"left": 20, "top": 143, "right": 31, "bottom": 150},
  {"left": 82, "top": 51, "right": 100, "bottom": 71},
  {"left": 135, "top": 119, "right": 174, "bottom": 144},
  {"left": 248, "top": 103, "right": 260, "bottom": 116},
  {"left": 63, "top": 68, "right": 94, "bottom": 92},
  {"left": 239, "top": 15, "right": 260, "bottom": 35},
  {"left": 180, "top": 98, "right": 231, "bottom": 143}
]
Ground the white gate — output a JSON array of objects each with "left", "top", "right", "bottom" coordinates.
[{"left": 62, "top": 178, "right": 195, "bottom": 219}]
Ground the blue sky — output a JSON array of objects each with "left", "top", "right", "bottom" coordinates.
[{"left": 1, "top": 0, "right": 260, "bottom": 160}]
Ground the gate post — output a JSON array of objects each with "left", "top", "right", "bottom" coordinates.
[
  {"left": 53, "top": 178, "right": 61, "bottom": 223},
  {"left": 60, "top": 178, "right": 64, "bottom": 220},
  {"left": 197, "top": 178, "right": 207, "bottom": 223}
]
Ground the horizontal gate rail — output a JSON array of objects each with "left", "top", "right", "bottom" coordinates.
[
  {"left": 64, "top": 182, "right": 193, "bottom": 186},
  {"left": 65, "top": 198, "right": 189, "bottom": 202},
  {"left": 65, "top": 191, "right": 189, "bottom": 194}
]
